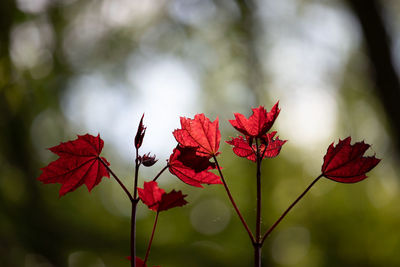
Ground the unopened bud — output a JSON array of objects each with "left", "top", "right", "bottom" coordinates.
[
  {"left": 135, "top": 114, "right": 146, "bottom": 149},
  {"left": 140, "top": 153, "right": 158, "bottom": 167}
]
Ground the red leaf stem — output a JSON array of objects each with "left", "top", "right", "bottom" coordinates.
[
  {"left": 261, "top": 175, "right": 322, "bottom": 244},
  {"left": 213, "top": 155, "right": 255, "bottom": 244},
  {"left": 152, "top": 164, "right": 169, "bottom": 182},
  {"left": 98, "top": 158, "right": 134, "bottom": 203},
  {"left": 144, "top": 211, "right": 159, "bottom": 265}
]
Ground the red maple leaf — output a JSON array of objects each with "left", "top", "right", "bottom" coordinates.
[
  {"left": 226, "top": 132, "right": 286, "bottom": 162},
  {"left": 37, "top": 134, "right": 110, "bottom": 196},
  {"left": 173, "top": 114, "right": 221, "bottom": 157},
  {"left": 137, "top": 181, "right": 165, "bottom": 211},
  {"left": 321, "top": 137, "right": 380, "bottom": 183},
  {"left": 260, "top": 131, "right": 287, "bottom": 158},
  {"left": 168, "top": 146, "right": 222, "bottom": 187},
  {"left": 137, "top": 181, "right": 188, "bottom": 212},
  {"left": 226, "top": 136, "right": 254, "bottom": 159},
  {"left": 229, "top": 102, "right": 280, "bottom": 138},
  {"left": 158, "top": 190, "right": 188, "bottom": 212}
]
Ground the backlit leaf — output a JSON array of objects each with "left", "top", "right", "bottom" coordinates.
[
  {"left": 37, "top": 134, "right": 110, "bottom": 196},
  {"left": 226, "top": 132, "right": 286, "bottom": 162},
  {"left": 138, "top": 181, "right": 187, "bottom": 212},
  {"left": 173, "top": 114, "right": 220, "bottom": 157},
  {"left": 229, "top": 102, "right": 280, "bottom": 137},
  {"left": 168, "top": 146, "right": 222, "bottom": 187},
  {"left": 321, "top": 137, "right": 380, "bottom": 183}
]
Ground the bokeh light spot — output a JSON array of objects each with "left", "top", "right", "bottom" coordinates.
[
  {"left": 271, "top": 226, "right": 310, "bottom": 265},
  {"left": 190, "top": 198, "right": 231, "bottom": 235}
]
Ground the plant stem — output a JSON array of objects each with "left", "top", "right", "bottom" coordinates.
[
  {"left": 213, "top": 155, "right": 255, "bottom": 244},
  {"left": 131, "top": 148, "right": 141, "bottom": 267},
  {"left": 98, "top": 157, "right": 134, "bottom": 203},
  {"left": 153, "top": 164, "right": 169, "bottom": 181},
  {"left": 255, "top": 139, "right": 262, "bottom": 267},
  {"left": 144, "top": 211, "right": 160, "bottom": 265},
  {"left": 254, "top": 243, "right": 261, "bottom": 267},
  {"left": 261, "top": 174, "right": 323, "bottom": 244},
  {"left": 133, "top": 148, "right": 140, "bottom": 200},
  {"left": 131, "top": 200, "right": 138, "bottom": 267}
]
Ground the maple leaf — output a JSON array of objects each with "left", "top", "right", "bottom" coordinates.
[
  {"left": 226, "top": 132, "right": 286, "bottom": 162},
  {"left": 137, "top": 181, "right": 188, "bottom": 212},
  {"left": 226, "top": 136, "right": 255, "bottom": 160},
  {"left": 173, "top": 114, "right": 221, "bottom": 157},
  {"left": 321, "top": 137, "right": 380, "bottom": 183},
  {"left": 137, "top": 181, "right": 165, "bottom": 211},
  {"left": 37, "top": 134, "right": 110, "bottom": 196},
  {"left": 168, "top": 146, "right": 222, "bottom": 187},
  {"left": 158, "top": 190, "right": 188, "bottom": 212},
  {"left": 260, "top": 132, "right": 287, "bottom": 158},
  {"left": 229, "top": 102, "right": 280, "bottom": 138}
]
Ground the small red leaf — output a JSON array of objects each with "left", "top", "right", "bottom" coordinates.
[
  {"left": 226, "top": 136, "right": 255, "bottom": 160},
  {"left": 229, "top": 102, "right": 280, "bottom": 137},
  {"left": 158, "top": 190, "right": 188, "bottom": 212},
  {"left": 138, "top": 181, "right": 188, "bottom": 212},
  {"left": 137, "top": 257, "right": 146, "bottom": 267},
  {"left": 168, "top": 146, "right": 222, "bottom": 187},
  {"left": 173, "top": 114, "right": 221, "bottom": 157},
  {"left": 174, "top": 146, "right": 217, "bottom": 172},
  {"left": 226, "top": 132, "right": 286, "bottom": 162},
  {"left": 37, "top": 134, "right": 110, "bottom": 196},
  {"left": 261, "top": 132, "right": 287, "bottom": 158},
  {"left": 321, "top": 137, "right": 381, "bottom": 183},
  {"left": 137, "top": 181, "right": 165, "bottom": 211}
]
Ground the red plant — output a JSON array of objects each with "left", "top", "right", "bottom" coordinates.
[
  {"left": 138, "top": 181, "right": 187, "bottom": 212},
  {"left": 168, "top": 146, "right": 221, "bottom": 187},
  {"left": 173, "top": 113, "right": 221, "bottom": 157},
  {"left": 135, "top": 114, "right": 146, "bottom": 149},
  {"left": 37, "top": 103, "right": 380, "bottom": 267},
  {"left": 229, "top": 102, "right": 280, "bottom": 138},
  {"left": 226, "top": 131, "right": 286, "bottom": 162},
  {"left": 137, "top": 181, "right": 165, "bottom": 211},
  {"left": 322, "top": 137, "right": 381, "bottom": 183},
  {"left": 37, "top": 134, "right": 110, "bottom": 196}
]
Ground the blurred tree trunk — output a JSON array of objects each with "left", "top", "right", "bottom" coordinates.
[
  {"left": 346, "top": 0, "right": 400, "bottom": 152},
  {"left": 235, "top": 0, "right": 266, "bottom": 105}
]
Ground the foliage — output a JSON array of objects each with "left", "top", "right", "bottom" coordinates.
[{"left": 38, "top": 104, "right": 380, "bottom": 266}]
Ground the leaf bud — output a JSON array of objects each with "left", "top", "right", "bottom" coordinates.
[
  {"left": 135, "top": 114, "right": 146, "bottom": 149},
  {"left": 140, "top": 153, "right": 158, "bottom": 167}
]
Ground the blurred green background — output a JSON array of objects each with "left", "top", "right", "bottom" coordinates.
[{"left": 1, "top": 0, "right": 400, "bottom": 266}]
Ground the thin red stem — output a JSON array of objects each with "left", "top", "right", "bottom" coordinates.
[
  {"left": 213, "top": 155, "right": 255, "bottom": 244},
  {"left": 254, "top": 244, "right": 261, "bottom": 267},
  {"left": 261, "top": 174, "right": 323, "bottom": 244},
  {"left": 133, "top": 148, "right": 140, "bottom": 200},
  {"left": 144, "top": 211, "right": 160, "bottom": 265},
  {"left": 153, "top": 164, "right": 169, "bottom": 181},
  {"left": 131, "top": 201, "right": 138, "bottom": 267},
  {"left": 131, "top": 148, "right": 141, "bottom": 267},
  {"left": 98, "top": 157, "right": 134, "bottom": 203},
  {"left": 260, "top": 143, "right": 268, "bottom": 160},
  {"left": 255, "top": 139, "right": 262, "bottom": 267}
]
